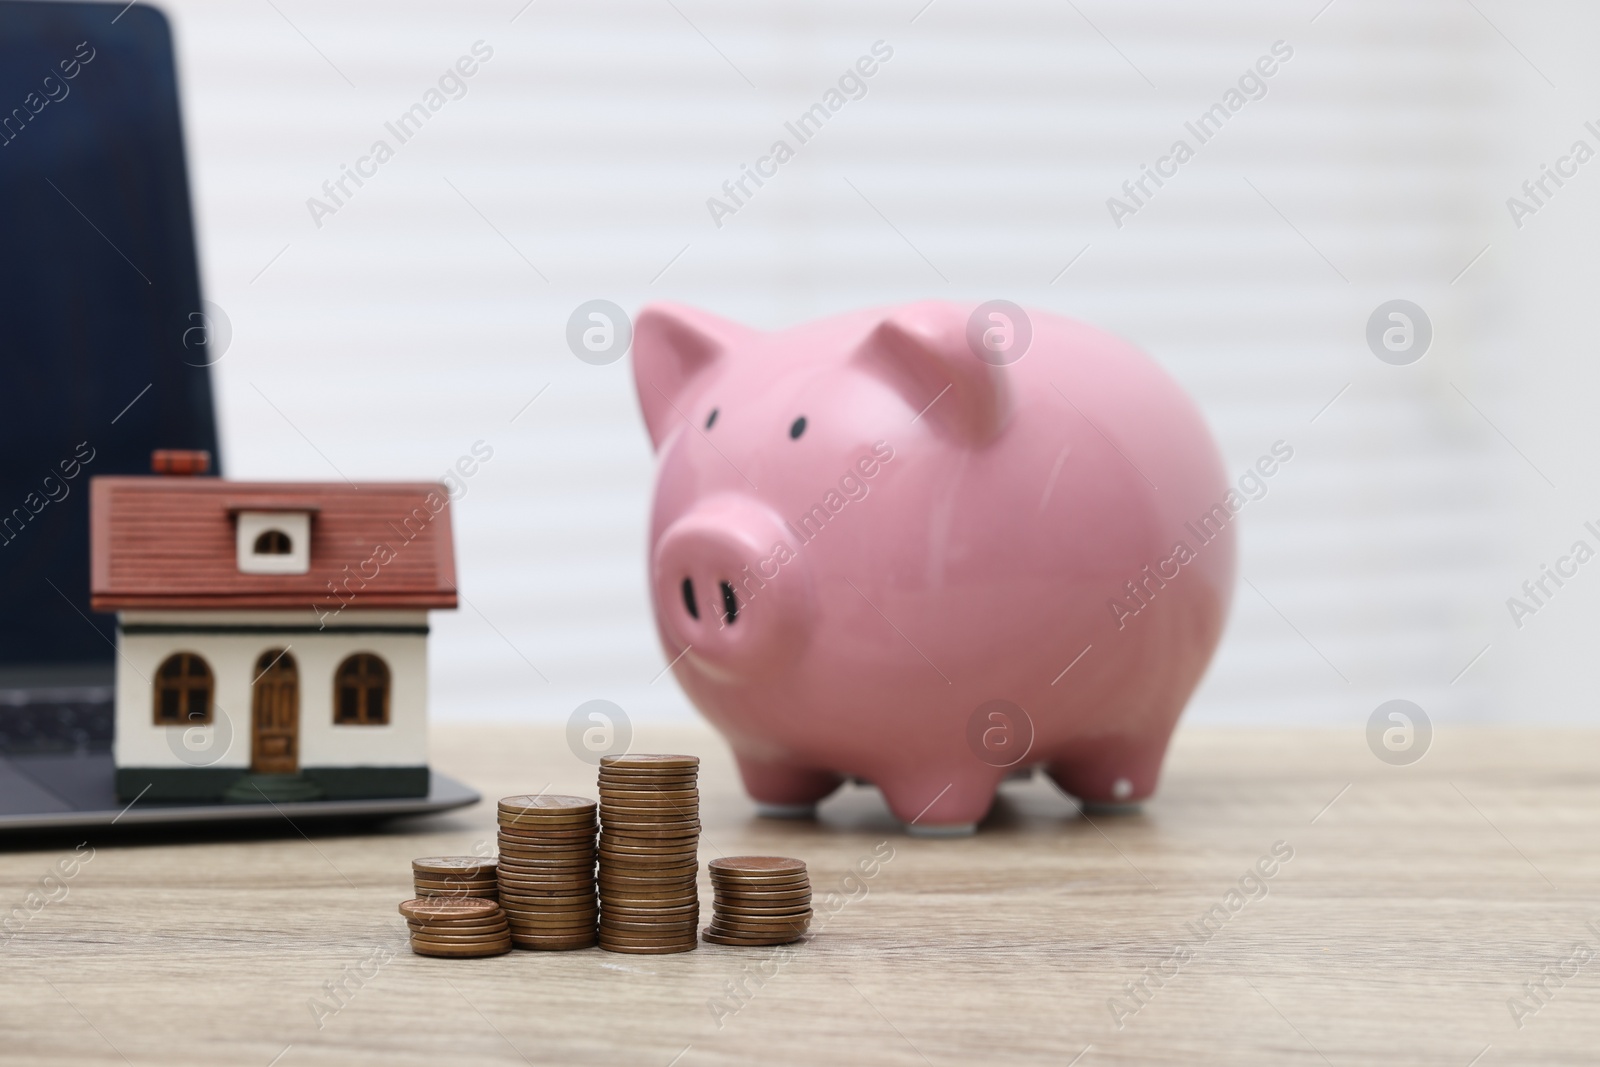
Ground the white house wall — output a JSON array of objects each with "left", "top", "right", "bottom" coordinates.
[{"left": 113, "top": 610, "right": 430, "bottom": 771}]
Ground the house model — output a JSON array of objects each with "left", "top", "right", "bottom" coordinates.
[{"left": 90, "top": 451, "right": 457, "bottom": 803}]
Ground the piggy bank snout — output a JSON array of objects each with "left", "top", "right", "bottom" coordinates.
[{"left": 652, "top": 498, "right": 810, "bottom": 681}]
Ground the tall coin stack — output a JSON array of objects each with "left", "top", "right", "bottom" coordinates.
[
  {"left": 597, "top": 754, "right": 701, "bottom": 954},
  {"left": 411, "top": 856, "right": 498, "bottom": 899},
  {"left": 703, "top": 857, "right": 812, "bottom": 946},
  {"left": 496, "top": 794, "right": 598, "bottom": 950}
]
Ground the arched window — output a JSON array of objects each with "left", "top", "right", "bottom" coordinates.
[
  {"left": 154, "top": 652, "right": 213, "bottom": 725},
  {"left": 253, "top": 529, "right": 292, "bottom": 555},
  {"left": 334, "top": 653, "right": 389, "bottom": 725}
]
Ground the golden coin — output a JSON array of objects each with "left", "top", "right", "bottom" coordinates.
[{"left": 399, "top": 897, "right": 502, "bottom": 921}]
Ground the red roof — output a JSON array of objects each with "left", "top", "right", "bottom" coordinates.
[{"left": 90, "top": 478, "right": 458, "bottom": 612}]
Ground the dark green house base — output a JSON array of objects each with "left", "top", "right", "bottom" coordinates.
[{"left": 116, "top": 766, "right": 430, "bottom": 803}]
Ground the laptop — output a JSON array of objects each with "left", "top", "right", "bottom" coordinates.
[{"left": 0, "top": 1, "right": 474, "bottom": 830}]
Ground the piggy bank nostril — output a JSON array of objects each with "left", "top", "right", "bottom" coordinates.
[
  {"left": 720, "top": 580, "right": 739, "bottom": 624},
  {"left": 681, "top": 577, "right": 699, "bottom": 620}
]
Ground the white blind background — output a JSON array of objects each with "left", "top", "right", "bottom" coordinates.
[{"left": 155, "top": 0, "right": 1600, "bottom": 726}]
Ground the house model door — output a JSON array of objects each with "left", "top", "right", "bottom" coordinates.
[{"left": 251, "top": 649, "right": 299, "bottom": 774}]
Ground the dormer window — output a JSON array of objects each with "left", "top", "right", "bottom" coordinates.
[
  {"left": 254, "top": 529, "right": 292, "bottom": 555},
  {"left": 236, "top": 511, "right": 311, "bottom": 574}
]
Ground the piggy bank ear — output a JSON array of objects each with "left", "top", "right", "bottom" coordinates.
[
  {"left": 852, "top": 302, "right": 1012, "bottom": 445},
  {"left": 633, "top": 304, "right": 751, "bottom": 451}
]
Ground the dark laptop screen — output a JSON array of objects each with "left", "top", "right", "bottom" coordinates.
[{"left": 0, "top": 1, "right": 219, "bottom": 673}]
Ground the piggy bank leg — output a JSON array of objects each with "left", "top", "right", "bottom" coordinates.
[
  {"left": 735, "top": 753, "right": 843, "bottom": 819},
  {"left": 879, "top": 774, "right": 999, "bottom": 837},
  {"left": 1044, "top": 731, "right": 1171, "bottom": 815}
]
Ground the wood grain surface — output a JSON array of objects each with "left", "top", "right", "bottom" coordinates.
[{"left": 2, "top": 724, "right": 1596, "bottom": 1066}]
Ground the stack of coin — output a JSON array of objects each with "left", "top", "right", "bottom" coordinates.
[
  {"left": 401, "top": 896, "right": 512, "bottom": 957},
  {"left": 703, "top": 857, "right": 812, "bottom": 946},
  {"left": 597, "top": 754, "right": 701, "bottom": 954},
  {"left": 411, "top": 856, "right": 498, "bottom": 899},
  {"left": 496, "top": 794, "right": 598, "bottom": 950}
]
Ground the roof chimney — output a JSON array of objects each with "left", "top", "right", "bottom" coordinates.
[{"left": 151, "top": 449, "right": 211, "bottom": 476}]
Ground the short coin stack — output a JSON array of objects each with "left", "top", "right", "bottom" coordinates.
[
  {"left": 597, "top": 754, "right": 701, "bottom": 954},
  {"left": 703, "top": 857, "right": 812, "bottom": 946},
  {"left": 411, "top": 856, "right": 498, "bottom": 899},
  {"left": 496, "top": 794, "right": 598, "bottom": 950},
  {"left": 401, "top": 896, "right": 512, "bottom": 957}
]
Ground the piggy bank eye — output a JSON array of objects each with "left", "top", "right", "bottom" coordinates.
[
  {"left": 705, "top": 408, "right": 719, "bottom": 430},
  {"left": 789, "top": 416, "right": 807, "bottom": 440}
]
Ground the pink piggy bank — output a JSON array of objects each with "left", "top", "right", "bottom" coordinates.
[{"left": 633, "top": 300, "right": 1235, "bottom": 835}]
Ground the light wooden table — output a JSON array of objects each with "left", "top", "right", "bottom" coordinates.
[{"left": 2, "top": 724, "right": 1597, "bottom": 1066}]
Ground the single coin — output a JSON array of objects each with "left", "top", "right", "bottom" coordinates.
[
  {"left": 713, "top": 908, "right": 812, "bottom": 921},
  {"left": 709, "top": 923, "right": 807, "bottom": 941},
  {"left": 413, "top": 879, "right": 499, "bottom": 891},
  {"left": 508, "top": 922, "right": 599, "bottom": 937},
  {"left": 598, "top": 852, "right": 697, "bottom": 866},
  {"left": 497, "top": 865, "right": 595, "bottom": 879},
  {"left": 600, "top": 923, "right": 699, "bottom": 940},
  {"left": 498, "top": 883, "right": 596, "bottom": 898},
  {"left": 493, "top": 857, "right": 596, "bottom": 871},
  {"left": 714, "top": 885, "right": 811, "bottom": 899},
  {"left": 501, "top": 911, "right": 598, "bottom": 926},
  {"left": 598, "top": 941, "right": 697, "bottom": 955},
  {"left": 713, "top": 876, "right": 812, "bottom": 895},
  {"left": 497, "top": 823, "right": 598, "bottom": 838},
  {"left": 498, "top": 816, "right": 598, "bottom": 833},
  {"left": 495, "top": 883, "right": 595, "bottom": 898},
  {"left": 597, "top": 779, "right": 698, "bottom": 792},
  {"left": 597, "top": 929, "right": 700, "bottom": 946},
  {"left": 599, "top": 874, "right": 699, "bottom": 889},
  {"left": 598, "top": 842, "right": 698, "bottom": 858},
  {"left": 711, "top": 909, "right": 813, "bottom": 925},
  {"left": 710, "top": 915, "right": 811, "bottom": 932},
  {"left": 498, "top": 793, "right": 595, "bottom": 813},
  {"left": 598, "top": 860, "right": 697, "bottom": 877},
  {"left": 410, "top": 939, "right": 514, "bottom": 958},
  {"left": 598, "top": 822, "right": 700, "bottom": 836},
  {"left": 412, "top": 856, "right": 498, "bottom": 875},
  {"left": 600, "top": 753, "right": 699, "bottom": 769},
  {"left": 601, "top": 906, "right": 699, "bottom": 922},
  {"left": 599, "top": 805, "right": 700, "bottom": 819},
  {"left": 598, "top": 786, "right": 699, "bottom": 800},
  {"left": 413, "top": 888, "right": 498, "bottom": 899},
  {"left": 715, "top": 884, "right": 811, "bottom": 899},
  {"left": 399, "top": 897, "right": 501, "bottom": 921},
  {"left": 598, "top": 893, "right": 699, "bottom": 909},
  {"left": 408, "top": 920, "right": 510, "bottom": 937},
  {"left": 699, "top": 928, "right": 801, "bottom": 947},
  {"left": 709, "top": 857, "right": 806, "bottom": 877},
  {"left": 511, "top": 936, "right": 596, "bottom": 951},
  {"left": 599, "top": 836, "right": 699, "bottom": 852},
  {"left": 409, "top": 929, "right": 515, "bottom": 945},
  {"left": 413, "top": 872, "right": 499, "bottom": 883}
]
